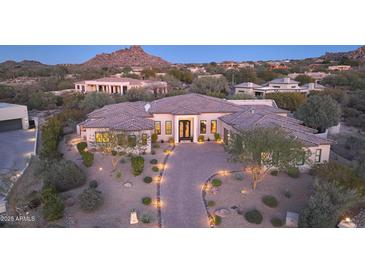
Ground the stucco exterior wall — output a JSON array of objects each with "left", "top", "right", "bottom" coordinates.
[
  {"left": 0, "top": 104, "right": 29, "bottom": 130},
  {"left": 152, "top": 114, "right": 175, "bottom": 142}
]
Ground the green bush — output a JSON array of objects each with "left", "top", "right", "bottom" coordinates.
[
  {"left": 142, "top": 197, "right": 152, "bottom": 205},
  {"left": 287, "top": 167, "right": 300, "bottom": 178},
  {"left": 81, "top": 151, "right": 94, "bottom": 167},
  {"left": 284, "top": 190, "right": 292, "bottom": 199},
  {"left": 111, "top": 150, "right": 117, "bottom": 156},
  {"left": 207, "top": 200, "right": 215, "bottom": 207},
  {"left": 120, "top": 157, "right": 127, "bottom": 164},
  {"left": 131, "top": 156, "right": 144, "bottom": 176},
  {"left": 244, "top": 209, "right": 263, "bottom": 224},
  {"left": 198, "top": 135, "right": 205, "bottom": 142},
  {"left": 152, "top": 166, "right": 159, "bottom": 172},
  {"left": 41, "top": 186, "right": 65, "bottom": 221},
  {"left": 42, "top": 159, "right": 86, "bottom": 192},
  {"left": 151, "top": 133, "right": 158, "bottom": 143},
  {"left": 141, "top": 214, "right": 152, "bottom": 224},
  {"left": 214, "top": 215, "right": 222, "bottom": 225},
  {"left": 211, "top": 178, "right": 222, "bottom": 187},
  {"left": 40, "top": 117, "right": 63, "bottom": 159},
  {"left": 76, "top": 142, "right": 87, "bottom": 153},
  {"left": 89, "top": 180, "right": 98, "bottom": 189},
  {"left": 262, "top": 195, "right": 279, "bottom": 208},
  {"left": 115, "top": 171, "right": 122, "bottom": 180},
  {"left": 144, "top": 176, "right": 153, "bottom": 184},
  {"left": 271, "top": 217, "right": 283, "bottom": 227},
  {"left": 270, "top": 170, "right": 279, "bottom": 176},
  {"left": 150, "top": 159, "right": 158, "bottom": 165},
  {"left": 79, "top": 187, "right": 104, "bottom": 212},
  {"left": 234, "top": 172, "right": 244, "bottom": 181},
  {"left": 214, "top": 133, "right": 221, "bottom": 141}
]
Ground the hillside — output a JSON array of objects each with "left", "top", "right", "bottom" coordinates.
[
  {"left": 322, "top": 45, "right": 365, "bottom": 61},
  {"left": 81, "top": 45, "right": 171, "bottom": 68}
]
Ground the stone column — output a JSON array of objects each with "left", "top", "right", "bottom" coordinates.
[
  {"left": 193, "top": 116, "right": 198, "bottom": 143},
  {"left": 174, "top": 116, "right": 179, "bottom": 143}
]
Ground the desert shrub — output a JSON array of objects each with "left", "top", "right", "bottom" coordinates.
[
  {"left": 76, "top": 142, "right": 87, "bottom": 153},
  {"left": 41, "top": 186, "right": 65, "bottom": 221},
  {"left": 40, "top": 117, "right": 63, "bottom": 159},
  {"left": 207, "top": 200, "right": 215, "bottom": 207},
  {"left": 311, "top": 162, "right": 365, "bottom": 196},
  {"left": 287, "top": 167, "right": 300, "bottom": 178},
  {"left": 111, "top": 150, "right": 117, "bottom": 156},
  {"left": 211, "top": 178, "right": 222, "bottom": 187},
  {"left": 151, "top": 150, "right": 156, "bottom": 155},
  {"left": 131, "top": 156, "right": 144, "bottom": 176},
  {"left": 214, "top": 133, "right": 221, "bottom": 141},
  {"left": 262, "top": 195, "right": 279, "bottom": 208},
  {"left": 141, "top": 214, "right": 152, "bottom": 224},
  {"left": 284, "top": 190, "right": 292, "bottom": 199},
  {"left": 42, "top": 159, "right": 86, "bottom": 192},
  {"left": 79, "top": 187, "right": 104, "bottom": 212},
  {"left": 150, "top": 159, "right": 158, "bottom": 165},
  {"left": 89, "top": 180, "right": 98, "bottom": 189},
  {"left": 198, "top": 135, "right": 205, "bottom": 142},
  {"left": 151, "top": 133, "right": 158, "bottom": 143},
  {"left": 299, "top": 181, "right": 360, "bottom": 227},
  {"left": 142, "top": 197, "right": 152, "bottom": 205},
  {"left": 115, "top": 171, "right": 122, "bottom": 180},
  {"left": 120, "top": 157, "right": 127, "bottom": 164},
  {"left": 270, "top": 170, "right": 279, "bottom": 176},
  {"left": 244, "top": 209, "right": 263, "bottom": 224},
  {"left": 271, "top": 217, "right": 283, "bottom": 227},
  {"left": 152, "top": 166, "right": 159, "bottom": 172},
  {"left": 234, "top": 172, "right": 244, "bottom": 181},
  {"left": 214, "top": 215, "right": 222, "bottom": 225},
  {"left": 144, "top": 176, "right": 153, "bottom": 184},
  {"left": 81, "top": 151, "right": 94, "bottom": 167}
]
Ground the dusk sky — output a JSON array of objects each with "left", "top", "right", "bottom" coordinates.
[{"left": 0, "top": 45, "right": 360, "bottom": 65}]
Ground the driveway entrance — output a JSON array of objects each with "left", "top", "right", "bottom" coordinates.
[{"left": 160, "top": 142, "right": 242, "bottom": 228}]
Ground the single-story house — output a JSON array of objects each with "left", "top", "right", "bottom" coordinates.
[
  {"left": 77, "top": 93, "right": 332, "bottom": 167},
  {"left": 74, "top": 77, "right": 168, "bottom": 95},
  {"left": 0, "top": 103, "right": 29, "bottom": 132},
  {"left": 234, "top": 77, "right": 325, "bottom": 97}
]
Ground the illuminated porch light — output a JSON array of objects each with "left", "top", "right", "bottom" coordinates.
[
  {"left": 99, "top": 167, "right": 103, "bottom": 171},
  {"left": 345, "top": 217, "right": 351, "bottom": 222}
]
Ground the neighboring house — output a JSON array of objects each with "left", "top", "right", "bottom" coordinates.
[
  {"left": 301, "top": 82, "right": 325, "bottom": 91},
  {"left": 0, "top": 103, "right": 29, "bottom": 132},
  {"left": 288, "top": 72, "right": 330, "bottom": 82},
  {"left": 234, "top": 77, "right": 324, "bottom": 97},
  {"left": 197, "top": 74, "right": 224, "bottom": 79},
  {"left": 74, "top": 77, "right": 168, "bottom": 95},
  {"left": 77, "top": 93, "right": 332, "bottom": 167},
  {"left": 328, "top": 65, "right": 351, "bottom": 71}
]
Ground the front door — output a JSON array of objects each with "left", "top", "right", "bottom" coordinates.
[{"left": 179, "top": 120, "right": 191, "bottom": 141}]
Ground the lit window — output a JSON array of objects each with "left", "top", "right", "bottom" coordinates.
[
  {"left": 128, "top": 135, "right": 137, "bottom": 147},
  {"left": 211, "top": 120, "right": 217, "bottom": 134},
  {"left": 154, "top": 121, "right": 161, "bottom": 135},
  {"left": 142, "top": 134, "right": 148, "bottom": 145},
  {"left": 315, "top": 149, "right": 322, "bottom": 163},
  {"left": 95, "top": 132, "right": 110, "bottom": 143},
  {"left": 165, "top": 121, "right": 172, "bottom": 135},
  {"left": 200, "top": 120, "right": 207, "bottom": 134}
]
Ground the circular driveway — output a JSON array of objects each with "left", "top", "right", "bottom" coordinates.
[{"left": 160, "top": 143, "right": 242, "bottom": 228}]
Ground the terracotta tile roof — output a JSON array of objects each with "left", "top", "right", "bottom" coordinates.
[{"left": 220, "top": 108, "right": 333, "bottom": 147}]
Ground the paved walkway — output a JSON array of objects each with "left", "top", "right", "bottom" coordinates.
[{"left": 160, "top": 143, "right": 242, "bottom": 228}]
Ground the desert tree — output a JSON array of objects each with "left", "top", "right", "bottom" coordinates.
[{"left": 226, "top": 127, "right": 308, "bottom": 190}]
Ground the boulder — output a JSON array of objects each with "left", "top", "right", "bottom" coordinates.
[
  {"left": 214, "top": 208, "right": 231, "bottom": 217},
  {"left": 65, "top": 197, "right": 75, "bottom": 207}
]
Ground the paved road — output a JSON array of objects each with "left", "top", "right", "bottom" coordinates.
[
  {"left": 0, "top": 129, "right": 36, "bottom": 174},
  {"left": 160, "top": 143, "right": 242, "bottom": 228}
]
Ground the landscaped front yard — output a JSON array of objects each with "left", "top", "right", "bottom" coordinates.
[
  {"left": 58, "top": 134, "right": 173, "bottom": 228},
  {"left": 204, "top": 171, "right": 314, "bottom": 228}
]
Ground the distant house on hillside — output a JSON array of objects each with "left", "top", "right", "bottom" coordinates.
[
  {"left": 328, "top": 65, "right": 351, "bottom": 71},
  {"left": 74, "top": 77, "right": 168, "bottom": 95},
  {"left": 234, "top": 77, "right": 324, "bottom": 97}
]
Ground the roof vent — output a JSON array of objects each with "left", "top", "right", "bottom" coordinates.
[
  {"left": 144, "top": 103, "right": 151, "bottom": 112},
  {"left": 250, "top": 108, "right": 255, "bottom": 114}
]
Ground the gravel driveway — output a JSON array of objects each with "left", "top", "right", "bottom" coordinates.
[{"left": 160, "top": 143, "right": 242, "bottom": 228}]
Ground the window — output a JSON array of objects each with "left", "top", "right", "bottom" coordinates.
[
  {"left": 95, "top": 132, "right": 110, "bottom": 143},
  {"left": 315, "top": 149, "right": 322, "bottom": 163},
  {"left": 142, "top": 134, "right": 148, "bottom": 145},
  {"left": 165, "top": 121, "right": 172, "bottom": 135},
  {"left": 117, "top": 133, "right": 127, "bottom": 146},
  {"left": 200, "top": 120, "right": 207, "bottom": 134},
  {"left": 154, "top": 121, "right": 161, "bottom": 135},
  {"left": 211, "top": 120, "right": 217, "bottom": 134},
  {"left": 297, "top": 152, "right": 306, "bottom": 166},
  {"left": 128, "top": 135, "right": 137, "bottom": 147}
]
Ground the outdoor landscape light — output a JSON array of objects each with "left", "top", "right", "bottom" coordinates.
[{"left": 99, "top": 167, "right": 103, "bottom": 171}]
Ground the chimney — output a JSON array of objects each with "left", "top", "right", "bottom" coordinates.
[
  {"left": 308, "top": 83, "right": 315, "bottom": 90},
  {"left": 250, "top": 108, "right": 255, "bottom": 114},
  {"left": 144, "top": 103, "right": 151, "bottom": 112}
]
